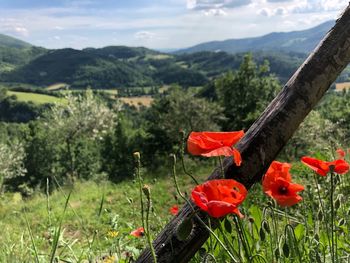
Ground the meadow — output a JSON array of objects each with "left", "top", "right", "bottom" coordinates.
[
  {"left": 7, "top": 91, "right": 67, "bottom": 105},
  {"left": 1, "top": 150, "right": 349, "bottom": 263},
  {"left": 0, "top": 161, "right": 210, "bottom": 262},
  {"left": 1, "top": 54, "right": 350, "bottom": 263}
]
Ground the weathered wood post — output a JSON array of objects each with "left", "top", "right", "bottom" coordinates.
[{"left": 137, "top": 4, "right": 350, "bottom": 262}]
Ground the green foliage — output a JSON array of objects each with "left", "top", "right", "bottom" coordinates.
[
  {"left": 101, "top": 116, "right": 135, "bottom": 182},
  {"left": 318, "top": 90, "right": 350, "bottom": 144},
  {"left": 282, "top": 111, "right": 344, "bottom": 160},
  {"left": 215, "top": 53, "right": 281, "bottom": 130},
  {"left": 14, "top": 90, "right": 118, "bottom": 192},
  {"left": 142, "top": 86, "right": 224, "bottom": 165},
  {"left": 0, "top": 141, "right": 26, "bottom": 192},
  {"left": 0, "top": 88, "right": 46, "bottom": 123}
]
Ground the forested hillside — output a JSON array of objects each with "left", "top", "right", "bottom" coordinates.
[{"left": 1, "top": 21, "right": 344, "bottom": 89}]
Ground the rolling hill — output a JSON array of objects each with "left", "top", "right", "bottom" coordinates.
[
  {"left": 176, "top": 20, "right": 334, "bottom": 54},
  {"left": 0, "top": 34, "right": 32, "bottom": 49},
  {"left": 0, "top": 34, "right": 47, "bottom": 73},
  {"left": 1, "top": 20, "right": 348, "bottom": 89}
]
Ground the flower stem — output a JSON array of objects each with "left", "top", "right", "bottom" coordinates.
[
  {"left": 313, "top": 173, "right": 332, "bottom": 253},
  {"left": 143, "top": 186, "right": 157, "bottom": 263},
  {"left": 170, "top": 154, "right": 238, "bottom": 263},
  {"left": 218, "top": 156, "right": 224, "bottom": 178},
  {"left": 330, "top": 171, "right": 335, "bottom": 263}
]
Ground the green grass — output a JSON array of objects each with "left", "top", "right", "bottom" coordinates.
[
  {"left": 0, "top": 164, "right": 211, "bottom": 262},
  {"left": 1, "top": 156, "right": 350, "bottom": 262},
  {"left": 7, "top": 91, "right": 67, "bottom": 105}
]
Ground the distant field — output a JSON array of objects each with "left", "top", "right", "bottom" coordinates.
[
  {"left": 7, "top": 91, "right": 67, "bottom": 105},
  {"left": 46, "top": 83, "right": 69, "bottom": 91},
  {"left": 60, "top": 89, "right": 119, "bottom": 95},
  {"left": 120, "top": 96, "right": 154, "bottom": 107}
]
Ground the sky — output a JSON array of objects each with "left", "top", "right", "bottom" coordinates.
[{"left": 0, "top": 0, "right": 347, "bottom": 50}]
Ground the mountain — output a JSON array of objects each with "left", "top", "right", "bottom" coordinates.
[
  {"left": 2, "top": 21, "right": 348, "bottom": 89},
  {"left": 176, "top": 20, "right": 334, "bottom": 54},
  {"left": 1, "top": 46, "right": 208, "bottom": 88},
  {"left": 0, "top": 34, "right": 47, "bottom": 73},
  {"left": 0, "top": 34, "right": 32, "bottom": 49}
]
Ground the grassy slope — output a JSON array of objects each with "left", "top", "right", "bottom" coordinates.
[
  {"left": 0, "top": 164, "right": 212, "bottom": 262},
  {"left": 7, "top": 91, "right": 67, "bottom": 105}
]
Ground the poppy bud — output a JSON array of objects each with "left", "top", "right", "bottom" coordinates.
[
  {"left": 179, "top": 129, "right": 186, "bottom": 140},
  {"left": 169, "top": 153, "right": 176, "bottom": 164},
  {"left": 315, "top": 251, "right": 322, "bottom": 263},
  {"left": 283, "top": 242, "right": 290, "bottom": 258},
  {"left": 314, "top": 233, "right": 320, "bottom": 241},
  {"left": 262, "top": 220, "right": 270, "bottom": 234},
  {"left": 142, "top": 184, "right": 151, "bottom": 200},
  {"left": 133, "top": 152, "right": 141, "bottom": 161},
  {"left": 259, "top": 228, "right": 266, "bottom": 241},
  {"left": 334, "top": 198, "right": 341, "bottom": 210},
  {"left": 317, "top": 210, "right": 323, "bottom": 221},
  {"left": 274, "top": 248, "right": 280, "bottom": 260}
]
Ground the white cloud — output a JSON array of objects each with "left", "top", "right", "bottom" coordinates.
[
  {"left": 204, "top": 8, "right": 227, "bottom": 16},
  {"left": 257, "top": 8, "right": 273, "bottom": 17},
  {"left": 275, "top": 7, "right": 287, "bottom": 15},
  {"left": 292, "top": 0, "right": 346, "bottom": 14},
  {"left": 54, "top": 26, "right": 64, "bottom": 30},
  {"left": 187, "top": 0, "right": 252, "bottom": 10},
  {"left": 134, "top": 31, "right": 155, "bottom": 40},
  {"left": 0, "top": 19, "right": 29, "bottom": 37},
  {"left": 257, "top": 6, "right": 287, "bottom": 16}
]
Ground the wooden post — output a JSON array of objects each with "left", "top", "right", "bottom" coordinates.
[{"left": 137, "top": 4, "right": 350, "bottom": 262}]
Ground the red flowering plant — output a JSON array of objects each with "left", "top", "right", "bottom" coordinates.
[
  {"left": 301, "top": 155, "right": 349, "bottom": 176},
  {"left": 170, "top": 205, "right": 179, "bottom": 215},
  {"left": 130, "top": 227, "right": 144, "bottom": 238},
  {"left": 191, "top": 179, "right": 247, "bottom": 218},
  {"left": 187, "top": 131, "right": 245, "bottom": 166},
  {"left": 262, "top": 161, "right": 304, "bottom": 207}
]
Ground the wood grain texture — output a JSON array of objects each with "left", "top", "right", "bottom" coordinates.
[{"left": 137, "top": 4, "right": 350, "bottom": 262}]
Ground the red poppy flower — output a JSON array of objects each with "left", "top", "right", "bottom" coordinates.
[
  {"left": 130, "top": 227, "right": 144, "bottom": 237},
  {"left": 336, "top": 149, "right": 346, "bottom": 159},
  {"left": 191, "top": 179, "right": 247, "bottom": 218},
  {"left": 301, "top": 156, "right": 350, "bottom": 176},
  {"left": 170, "top": 205, "right": 179, "bottom": 215},
  {"left": 187, "top": 131, "right": 244, "bottom": 166},
  {"left": 262, "top": 161, "right": 304, "bottom": 207}
]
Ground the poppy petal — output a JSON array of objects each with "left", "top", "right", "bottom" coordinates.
[
  {"left": 207, "top": 201, "right": 236, "bottom": 218},
  {"left": 332, "top": 159, "right": 350, "bottom": 174},
  {"left": 201, "top": 146, "right": 235, "bottom": 157},
  {"left": 232, "top": 147, "right": 242, "bottom": 166},
  {"left": 301, "top": 156, "right": 329, "bottom": 176},
  {"left": 336, "top": 149, "right": 346, "bottom": 159},
  {"left": 191, "top": 179, "right": 247, "bottom": 218}
]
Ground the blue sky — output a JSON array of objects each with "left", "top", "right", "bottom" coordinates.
[{"left": 0, "top": 0, "right": 346, "bottom": 50}]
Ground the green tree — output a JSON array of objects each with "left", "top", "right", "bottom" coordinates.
[
  {"left": 44, "top": 90, "right": 117, "bottom": 180},
  {"left": 101, "top": 115, "right": 136, "bottom": 182},
  {"left": 0, "top": 142, "right": 26, "bottom": 193},
  {"left": 318, "top": 90, "right": 350, "bottom": 143},
  {"left": 22, "top": 90, "right": 117, "bottom": 191},
  {"left": 142, "top": 86, "right": 224, "bottom": 165},
  {"left": 281, "top": 110, "right": 344, "bottom": 160},
  {"left": 215, "top": 53, "right": 280, "bottom": 131}
]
